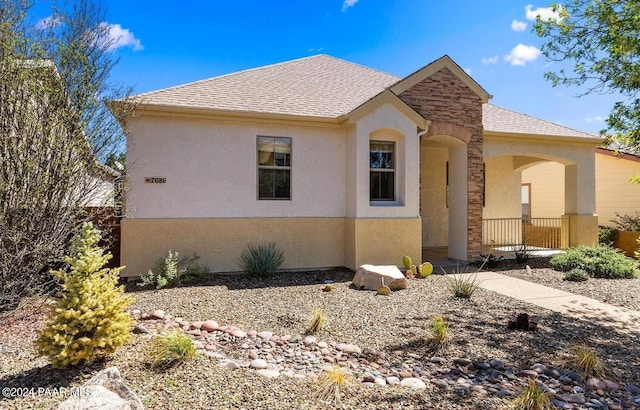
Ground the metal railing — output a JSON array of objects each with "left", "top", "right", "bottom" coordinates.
[{"left": 482, "top": 218, "right": 564, "bottom": 249}]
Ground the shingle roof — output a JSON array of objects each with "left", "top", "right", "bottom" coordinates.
[
  {"left": 134, "top": 54, "right": 596, "bottom": 139},
  {"left": 133, "top": 54, "right": 399, "bottom": 118},
  {"left": 482, "top": 104, "right": 598, "bottom": 139}
]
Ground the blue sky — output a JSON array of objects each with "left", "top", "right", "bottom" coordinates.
[{"left": 32, "top": 0, "right": 620, "bottom": 133}]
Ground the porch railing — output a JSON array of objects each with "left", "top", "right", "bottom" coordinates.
[{"left": 482, "top": 218, "right": 564, "bottom": 249}]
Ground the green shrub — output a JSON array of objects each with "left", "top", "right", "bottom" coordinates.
[
  {"left": 598, "top": 225, "right": 618, "bottom": 246},
  {"left": 139, "top": 251, "right": 207, "bottom": 289},
  {"left": 35, "top": 222, "right": 134, "bottom": 368},
  {"left": 148, "top": 330, "right": 196, "bottom": 369},
  {"left": 447, "top": 272, "right": 482, "bottom": 299},
  {"left": 563, "top": 268, "right": 589, "bottom": 282},
  {"left": 550, "top": 245, "right": 639, "bottom": 279},
  {"left": 238, "top": 242, "right": 285, "bottom": 277},
  {"left": 611, "top": 212, "right": 640, "bottom": 231}
]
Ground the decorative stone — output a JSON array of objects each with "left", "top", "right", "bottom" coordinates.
[
  {"left": 231, "top": 329, "right": 247, "bottom": 338},
  {"left": 453, "top": 358, "right": 472, "bottom": 367},
  {"left": 586, "top": 378, "right": 606, "bottom": 390},
  {"left": 257, "top": 331, "right": 273, "bottom": 341},
  {"left": 219, "top": 359, "right": 241, "bottom": 370},
  {"left": 400, "top": 377, "right": 426, "bottom": 389},
  {"left": 150, "top": 309, "right": 165, "bottom": 320},
  {"left": 255, "top": 369, "right": 280, "bottom": 378},
  {"left": 201, "top": 320, "right": 219, "bottom": 332},
  {"left": 58, "top": 367, "right": 143, "bottom": 410},
  {"left": 250, "top": 359, "right": 268, "bottom": 369},
  {"left": 386, "top": 376, "right": 400, "bottom": 385},
  {"left": 132, "top": 324, "right": 151, "bottom": 334},
  {"left": 352, "top": 265, "right": 407, "bottom": 291}
]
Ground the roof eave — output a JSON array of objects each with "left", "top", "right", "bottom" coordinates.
[
  {"left": 345, "top": 90, "right": 429, "bottom": 130},
  {"left": 484, "top": 129, "right": 605, "bottom": 145},
  {"left": 131, "top": 103, "right": 345, "bottom": 128}
]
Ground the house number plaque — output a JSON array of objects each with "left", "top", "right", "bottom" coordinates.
[{"left": 145, "top": 177, "right": 167, "bottom": 183}]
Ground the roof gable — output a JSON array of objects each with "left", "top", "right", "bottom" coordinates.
[{"left": 390, "top": 55, "right": 491, "bottom": 103}]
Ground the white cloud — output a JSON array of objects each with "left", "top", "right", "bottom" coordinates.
[
  {"left": 586, "top": 116, "right": 605, "bottom": 123},
  {"left": 35, "top": 15, "right": 62, "bottom": 30},
  {"left": 482, "top": 55, "right": 499, "bottom": 64},
  {"left": 504, "top": 44, "right": 541, "bottom": 66},
  {"left": 464, "top": 67, "right": 472, "bottom": 75},
  {"left": 307, "top": 47, "right": 324, "bottom": 53},
  {"left": 342, "top": 0, "right": 359, "bottom": 11},
  {"left": 525, "top": 4, "right": 561, "bottom": 21},
  {"left": 511, "top": 19, "right": 527, "bottom": 32},
  {"left": 98, "top": 22, "right": 143, "bottom": 51}
]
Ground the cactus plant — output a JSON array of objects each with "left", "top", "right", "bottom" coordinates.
[
  {"left": 402, "top": 255, "right": 412, "bottom": 270},
  {"left": 420, "top": 262, "right": 434, "bottom": 278}
]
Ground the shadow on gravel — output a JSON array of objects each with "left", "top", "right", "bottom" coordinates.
[
  {"left": 0, "top": 362, "right": 101, "bottom": 403},
  {"left": 125, "top": 267, "right": 355, "bottom": 293}
]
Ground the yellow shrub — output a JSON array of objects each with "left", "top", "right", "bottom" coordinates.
[{"left": 35, "top": 222, "right": 134, "bottom": 368}]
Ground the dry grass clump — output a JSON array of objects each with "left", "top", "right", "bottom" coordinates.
[
  {"left": 429, "top": 315, "right": 449, "bottom": 349},
  {"left": 305, "top": 309, "right": 326, "bottom": 335},
  {"left": 148, "top": 330, "right": 196, "bottom": 369},
  {"left": 513, "top": 379, "right": 552, "bottom": 410},
  {"left": 315, "top": 366, "right": 351, "bottom": 407},
  {"left": 564, "top": 344, "right": 610, "bottom": 380}
]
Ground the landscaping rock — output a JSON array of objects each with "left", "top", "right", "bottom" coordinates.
[
  {"left": 400, "top": 377, "right": 427, "bottom": 389},
  {"left": 352, "top": 265, "right": 407, "bottom": 291},
  {"left": 58, "top": 366, "right": 143, "bottom": 410},
  {"left": 201, "top": 320, "right": 219, "bottom": 332}
]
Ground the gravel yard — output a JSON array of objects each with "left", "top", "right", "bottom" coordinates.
[{"left": 1, "top": 263, "right": 640, "bottom": 409}]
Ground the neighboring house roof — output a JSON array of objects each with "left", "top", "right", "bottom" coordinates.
[
  {"left": 132, "top": 54, "right": 399, "bottom": 118},
  {"left": 482, "top": 104, "right": 599, "bottom": 140},
  {"left": 132, "top": 54, "right": 595, "bottom": 140}
]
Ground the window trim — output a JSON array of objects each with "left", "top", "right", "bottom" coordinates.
[
  {"left": 256, "top": 135, "right": 292, "bottom": 200},
  {"left": 369, "top": 140, "right": 396, "bottom": 202}
]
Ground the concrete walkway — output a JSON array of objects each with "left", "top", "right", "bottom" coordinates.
[{"left": 467, "top": 271, "right": 640, "bottom": 335}]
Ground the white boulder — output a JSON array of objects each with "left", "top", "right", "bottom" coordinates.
[{"left": 352, "top": 264, "right": 407, "bottom": 291}]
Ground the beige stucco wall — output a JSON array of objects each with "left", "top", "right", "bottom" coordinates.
[
  {"left": 521, "top": 161, "right": 565, "bottom": 218},
  {"left": 483, "top": 156, "right": 522, "bottom": 219},
  {"left": 595, "top": 153, "right": 640, "bottom": 224},
  {"left": 126, "top": 116, "right": 346, "bottom": 218},
  {"left": 350, "top": 103, "right": 421, "bottom": 219},
  {"left": 420, "top": 141, "right": 448, "bottom": 247},
  {"left": 523, "top": 152, "right": 640, "bottom": 225},
  {"left": 344, "top": 217, "right": 421, "bottom": 270},
  {"left": 120, "top": 217, "right": 345, "bottom": 277}
]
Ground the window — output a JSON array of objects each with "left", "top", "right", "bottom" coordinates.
[
  {"left": 257, "top": 136, "right": 291, "bottom": 200},
  {"left": 370, "top": 141, "right": 395, "bottom": 201},
  {"left": 521, "top": 183, "right": 531, "bottom": 222}
]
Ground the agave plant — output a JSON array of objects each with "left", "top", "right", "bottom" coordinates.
[{"left": 238, "top": 242, "right": 285, "bottom": 278}]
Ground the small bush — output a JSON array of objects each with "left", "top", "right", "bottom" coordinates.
[
  {"left": 305, "top": 309, "right": 326, "bottom": 335},
  {"left": 513, "top": 379, "right": 552, "bottom": 410},
  {"left": 563, "top": 268, "right": 589, "bottom": 282},
  {"left": 430, "top": 316, "right": 449, "bottom": 349},
  {"left": 564, "top": 344, "right": 609, "bottom": 380},
  {"left": 549, "top": 245, "right": 639, "bottom": 279},
  {"left": 148, "top": 330, "right": 196, "bottom": 369},
  {"left": 611, "top": 212, "right": 640, "bottom": 231},
  {"left": 35, "top": 222, "right": 134, "bottom": 368},
  {"left": 447, "top": 272, "right": 482, "bottom": 299},
  {"left": 139, "top": 251, "right": 207, "bottom": 289},
  {"left": 238, "top": 242, "right": 285, "bottom": 278},
  {"left": 598, "top": 225, "right": 618, "bottom": 246}
]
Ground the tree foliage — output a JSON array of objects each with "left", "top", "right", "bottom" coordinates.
[
  {"left": 35, "top": 222, "right": 134, "bottom": 368},
  {"left": 0, "top": 0, "right": 134, "bottom": 313},
  {"left": 534, "top": 0, "right": 640, "bottom": 147}
]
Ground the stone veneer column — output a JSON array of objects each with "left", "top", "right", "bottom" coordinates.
[{"left": 398, "top": 68, "right": 484, "bottom": 261}]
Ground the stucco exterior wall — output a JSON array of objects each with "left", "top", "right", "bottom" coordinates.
[
  {"left": 420, "top": 141, "right": 448, "bottom": 247},
  {"left": 126, "top": 116, "right": 346, "bottom": 218},
  {"left": 521, "top": 161, "right": 565, "bottom": 218},
  {"left": 523, "top": 151, "right": 640, "bottom": 225},
  {"left": 120, "top": 217, "right": 345, "bottom": 277},
  {"left": 483, "top": 156, "right": 521, "bottom": 219},
  {"left": 398, "top": 67, "right": 484, "bottom": 261}
]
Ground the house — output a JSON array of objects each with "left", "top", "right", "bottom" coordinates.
[
  {"left": 117, "top": 54, "right": 601, "bottom": 277},
  {"left": 523, "top": 143, "right": 640, "bottom": 226}
]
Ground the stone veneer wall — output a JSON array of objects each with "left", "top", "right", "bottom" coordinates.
[{"left": 397, "top": 67, "right": 484, "bottom": 261}]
